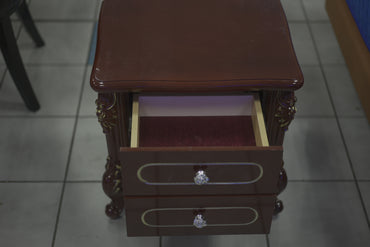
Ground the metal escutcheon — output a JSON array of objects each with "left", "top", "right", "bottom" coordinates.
[
  {"left": 193, "top": 214, "right": 207, "bottom": 229},
  {"left": 194, "top": 170, "right": 209, "bottom": 185}
]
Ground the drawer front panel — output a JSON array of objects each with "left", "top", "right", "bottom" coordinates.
[
  {"left": 120, "top": 146, "right": 283, "bottom": 196},
  {"left": 125, "top": 195, "right": 275, "bottom": 236},
  {"left": 137, "top": 162, "right": 263, "bottom": 186}
]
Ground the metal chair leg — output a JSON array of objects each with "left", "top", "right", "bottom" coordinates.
[
  {"left": 16, "top": 0, "right": 45, "bottom": 47},
  {"left": 0, "top": 17, "right": 40, "bottom": 111}
]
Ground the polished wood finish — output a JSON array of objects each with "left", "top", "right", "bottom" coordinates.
[
  {"left": 120, "top": 146, "right": 282, "bottom": 196},
  {"left": 91, "top": 0, "right": 303, "bottom": 93},
  {"left": 125, "top": 195, "right": 275, "bottom": 236},
  {"left": 91, "top": 0, "right": 303, "bottom": 235}
]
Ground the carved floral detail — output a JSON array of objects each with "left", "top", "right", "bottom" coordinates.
[
  {"left": 96, "top": 93, "right": 118, "bottom": 133},
  {"left": 274, "top": 92, "right": 297, "bottom": 131},
  {"left": 103, "top": 156, "right": 122, "bottom": 194}
]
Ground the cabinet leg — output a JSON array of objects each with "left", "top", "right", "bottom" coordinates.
[
  {"left": 273, "top": 199, "right": 284, "bottom": 215},
  {"left": 102, "top": 156, "right": 124, "bottom": 219},
  {"left": 277, "top": 166, "right": 287, "bottom": 194},
  {"left": 274, "top": 162, "right": 288, "bottom": 216},
  {"left": 95, "top": 93, "right": 129, "bottom": 219},
  {"left": 105, "top": 200, "right": 124, "bottom": 219},
  {"left": 263, "top": 90, "right": 295, "bottom": 216}
]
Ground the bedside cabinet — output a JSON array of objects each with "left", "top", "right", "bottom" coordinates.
[{"left": 91, "top": 0, "right": 303, "bottom": 236}]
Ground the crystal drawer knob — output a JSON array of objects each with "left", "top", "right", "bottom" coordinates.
[
  {"left": 193, "top": 214, "right": 207, "bottom": 229},
  {"left": 194, "top": 170, "right": 209, "bottom": 185}
]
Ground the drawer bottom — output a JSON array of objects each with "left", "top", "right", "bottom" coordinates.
[{"left": 125, "top": 195, "right": 275, "bottom": 236}]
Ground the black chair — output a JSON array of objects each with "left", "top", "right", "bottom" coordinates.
[{"left": 0, "top": 0, "right": 44, "bottom": 111}]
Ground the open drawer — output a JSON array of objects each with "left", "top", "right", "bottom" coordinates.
[{"left": 120, "top": 94, "right": 283, "bottom": 196}]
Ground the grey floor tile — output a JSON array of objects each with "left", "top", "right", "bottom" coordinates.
[
  {"left": 270, "top": 182, "right": 370, "bottom": 247},
  {"left": 359, "top": 182, "right": 370, "bottom": 222},
  {"left": 323, "top": 65, "right": 364, "bottom": 117},
  {"left": 283, "top": 118, "right": 353, "bottom": 180},
  {"left": 0, "top": 65, "right": 84, "bottom": 116},
  {"left": 295, "top": 66, "right": 334, "bottom": 117},
  {"left": 288, "top": 23, "right": 319, "bottom": 65},
  {"left": 280, "top": 0, "right": 306, "bottom": 21},
  {"left": 30, "top": 0, "right": 99, "bottom": 20},
  {"left": 54, "top": 183, "right": 160, "bottom": 247},
  {"left": 339, "top": 118, "right": 370, "bottom": 180},
  {"left": 310, "top": 23, "right": 345, "bottom": 64},
  {"left": 0, "top": 118, "right": 74, "bottom": 180},
  {"left": 95, "top": 0, "right": 103, "bottom": 20},
  {"left": 80, "top": 66, "right": 98, "bottom": 116},
  {"left": 162, "top": 235, "right": 267, "bottom": 247},
  {"left": 67, "top": 118, "right": 107, "bottom": 181},
  {"left": 17, "top": 22, "right": 94, "bottom": 64},
  {"left": 301, "top": 0, "right": 329, "bottom": 21},
  {"left": 0, "top": 183, "right": 62, "bottom": 247}
]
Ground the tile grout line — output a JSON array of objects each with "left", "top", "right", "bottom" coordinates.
[
  {"left": 49, "top": 69, "right": 87, "bottom": 247},
  {"left": 265, "top": 234, "right": 271, "bottom": 247},
  {"left": 50, "top": 16, "right": 100, "bottom": 247},
  {"left": 300, "top": 0, "right": 370, "bottom": 229}
]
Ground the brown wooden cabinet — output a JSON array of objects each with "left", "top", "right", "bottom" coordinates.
[{"left": 91, "top": 0, "right": 303, "bottom": 236}]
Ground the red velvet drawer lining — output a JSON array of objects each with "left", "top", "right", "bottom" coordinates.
[{"left": 139, "top": 116, "right": 256, "bottom": 147}]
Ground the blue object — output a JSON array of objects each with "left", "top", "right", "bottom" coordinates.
[
  {"left": 346, "top": 0, "right": 370, "bottom": 51},
  {"left": 88, "top": 22, "right": 98, "bottom": 65}
]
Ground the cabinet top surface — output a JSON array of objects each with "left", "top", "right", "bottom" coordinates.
[{"left": 91, "top": 0, "right": 303, "bottom": 92}]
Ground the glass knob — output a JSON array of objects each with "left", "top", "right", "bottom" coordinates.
[
  {"left": 194, "top": 170, "right": 209, "bottom": 185},
  {"left": 193, "top": 214, "right": 207, "bottom": 229}
]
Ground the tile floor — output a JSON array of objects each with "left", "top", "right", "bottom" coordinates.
[{"left": 0, "top": 0, "right": 370, "bottom": 246}]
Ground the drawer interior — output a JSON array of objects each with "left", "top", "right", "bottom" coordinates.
[{"left": 130, "top": 94, "right": 269, "bottom": 148}]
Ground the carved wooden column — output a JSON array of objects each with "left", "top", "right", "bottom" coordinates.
[
  {"left": 262, "top": 90, "right": 296, "bottom": 215},
  {"left": 263, "top": 90, "right": 297, "bottom": 145},
  {"left": 96, "top": 92, "right": 129, "bottom": 219}
]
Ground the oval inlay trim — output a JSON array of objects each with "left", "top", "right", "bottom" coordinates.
[
  {"left": 137, "top": 162, "right": 263, "bottom": 186},
  {"left": 141, "top": 207, "right": 259, "bottom": 228}
]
